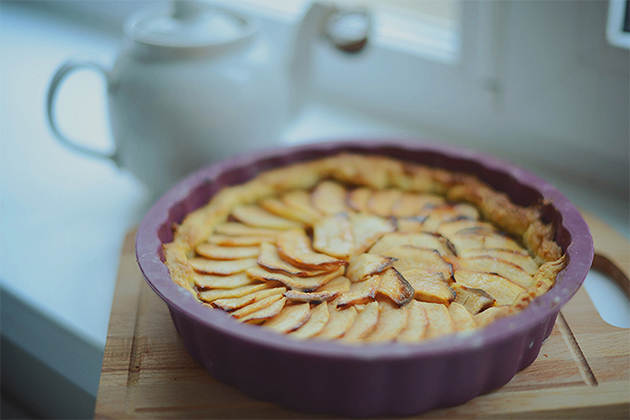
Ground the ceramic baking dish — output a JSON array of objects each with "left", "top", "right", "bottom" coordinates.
[{"left": 135, "top": 139, "right": 593, "bottom": 416}]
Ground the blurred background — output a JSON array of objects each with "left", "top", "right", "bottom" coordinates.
[{"left": 1, "top": 0, "right": 628, "bottom": 418}]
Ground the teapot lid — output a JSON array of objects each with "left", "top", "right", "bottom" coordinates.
[{"left": 125, "top": 0, "right": 257, "bottom": 48}]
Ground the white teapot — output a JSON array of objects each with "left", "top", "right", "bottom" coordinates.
[{"left": 46, "top": 0, "right": 370, "bottom": 197}]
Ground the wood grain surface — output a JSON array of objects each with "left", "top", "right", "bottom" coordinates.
[{"left": 95, "top": 213, "right": 630, "bottom": 419}]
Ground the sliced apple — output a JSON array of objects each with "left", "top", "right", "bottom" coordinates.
[
  {"left": 232, "top": 204, "right": 302, "bottom": 230},
  {"left": 367, "top": 188, "right": 403, "bottom": 217},
  {"left": 385, "top": 245, "right": 453, "bottom": 281},
  {"left": 337, "top": 274, "right": 381, "bottom": 308},
  {"left": 291, "top": 302, "right": 330, "bottom": 339},
  {"left": 316, "top": 298, "right": 358, "bottom": 339},
  {"left": 396, "top": 300, "right": 429, "bottom": 342},
  {"left": 246, "top": 266, "right": 345, "bottom": 292},
  {"left": 436, "top": 219, "right": 494, "bottom": 237},
  {"left": 347, "top": 187, "right": 372, "bottom": 212},
  {"left": 316, "top": 276, "right": 351, "bottom": 294},
  {"left": 448, "top": 302, "right": 476, "bottom": 331},
  {"left": 377, "top": 267, "right": 415, "bottom": 307},
  {"left": 277, "top": 228, "right": 347, "bottom": 271},
  {"left": 342, "top": 301, "right": 379, "bottom": 342},
  {"left": 212, "top": 287, "right": 287, "bottom": 311},
  {"left": 447, "top": 228, "right": 523, "bottom": 254},
  {"left": 189, "top": 257, "right": 257, "bottom": 275},
  {"left": 420, "top": 301, "right": 455, "bottom": 339},
  {"left": 263, "top": 303, "right": 311, "bottom": 333},
  {"left": 232, "top": 294, "right": 286, "bottom": 320},
  {"left": 454, "top": 269, "right": 525, "bottom": 306},
  {"left": 257, "top": 242, "right": 327, "bottom": 277},
  {"left": 369, "top": 232, "right": 452, "bottom": 256},
  {"left": 459, "top": 248, "right": 539, "bottom": 275},
  {"left": 198, "top": 282, "right": 268, "bottom": 303},
  {"left": 284, "top": 289, "right": 339, "bottom": 303},
  {"left": 391, "top": 193, "right": 444, "bottom": 217},
  {"left": 207, "top": 234, "right": 277, "bottom": 247},
  {"left": 346, "top": 253, "right": 395, "bottom": 282},
  {"left": 395, "top": 217, "right": 426, "bottom": 233},
  {"left": 451, "top": 282, "right": 496, "bottom": 314},
  {"left": 196, "top": 243, "right": 260, "bottom": 260},
  {"left": 400, "top": 269, "right": 455, "bottom": 305},
  {"left": 213, "top": 222, "right": 282, "bottom": 237},
  {"left": 349, "top": 213, "right": 397, "bottom": 254},
  {"left": 311, "top": 180, "right": 348, "bottom": 215},
  {"left": 280, "top": 190, "right": 322, "bottom": 220},
  {"left": 238, "top": 297, "right": 287, "bottom": 323},
  {"left": 313, "top": 213, "right": 354, "bottom": 259},
  {"left": 194, "top": 272, "right": 256, "bottom": 289},
  {"left": 454, "top": 256, "right": 533, "bottom": 288},
  {"left": 474, "top": 306, "right": 508, "bottom": 327},
  {"left": 259, "top": 197, "right": 317, "bottom": 225},
  {"left": 364, "top": 298, "right": 409, "bottom": 342}
]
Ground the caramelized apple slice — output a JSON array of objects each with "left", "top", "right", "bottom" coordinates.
[
  {"left": 257, "top": 242, "right": 327, "bottom": 277},
  {"left": 232, "top": 294, "right": 286, "bottom": 320},
  {"left": 232, "top": 204, "right": 302, "bottom": 230},
  {"left": 454, "top": 269, "right": 525, "bottom": 306},
  {"left": 436, "top": 219, "right": 495, "bottom": 237},
  {"left": 369, "top": 232, "right": 452, "bottom": 256},
  {"left": 280, "top": 190, "right": 322, "bottom": 220},
  {"left": 346, "top": 253, "right": 395, "bottom": 282},
  {"left": 194, "top": 272, "right": 256, "bottom": 289},
  {"left": 198, "top": 283, "right": 268, "bottom": 303},
  {"left": 451, "top": 283, "right": 496, "bottom": 314},
  {"left": 377, "top": 267, "right": 414, "bottom": 307},
  {"left": 213, "top": 222, "right": 282, "bottom": 237},
  {"left": 208, "top": 234, "right": 277, "bottom": 247},
  {"left": 420, "top": 301, "right": 455, "bottom": 339},
  {"left": 364, "top": 299, "right": 409, "bottom": 342},
  {"left": 454, "top": 256, "right": 533, "bottom": 288},
  {"left": 313, "top": 213, "right": 354, "bottom": 259},
  {"left": 459, "top": 248, "right": 539, "bottom": 275},
  {"left": 367, "top": 189, "right": 402, "bottom": 217},
  {"left": 350, "top": 213, "right": 396, "bottom": 254},
  {"left": 212, "top": 287, "right": 287, "bottom": 311},
  {"left": 316, "top": 298, "right": 358, "bottom": 339},
  {"left": 474, "top": 306, "right": 508, "bottom": 327},
  {"left": 311, "top": 180, "right": 348, "bottom": 215},
  {"left": 347, "top": 187, "right": 372, "bottom": 212},
  {"left": 400, "top": 269, "right": 455, "bottom": 305},
  {"left": 189, "top": 257, "right": 257, "bottom": 275},
  {"left": 337, "top": 274, "right": 381, "bottom": 308},
  {"left": 391, "top": 193, "right": 444, "bottom": 217},
  {"left": 448, "top": 302, "right": 476, "bottom": 331},
  {"left": 291, "top": 302, "right": 330, "bottom": 339},
  {"left": 317, "top": 276, "right": 351, "bottom": 295},
  {"left": 342, "top": 301, "right": 379, "bottom": 342},
  {"left": 196, "top": 243, "right": 259, "bottom": 260},
  {"left": 277, "top": 228, "right": 347, "bottom": 271},
  {"left": 264, "top": 303, "right": 311, "bottom": 333},
  {"left": 448, "top": 228, "right": 523, "bottom": 253},
  {"left": 259, "top": 197, "right": 317, "bottom": 225},
  {"left": 396, "top": 300, "right": 429, "bottom": 342},
  {"left": 395, "top": 217, "right": 426, "bottom": 233},
  {"left": 246, "top": 266, "right": 345, "bottom": 292},
  {"left": 420, "top": 203, "right": 480, "bottom": 232},
  {"left": 284, "top": 290, "right": 338, "bottom": 303},
  {"left": 385, "top": 245, "right": 453, "bottom": 280}
]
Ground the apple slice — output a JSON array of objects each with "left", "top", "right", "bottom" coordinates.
[
  {"left": 284, "top": 289, "right": 339, "bottom": 303},
  {"left": 189, "top": 257, "right": 257, "bottom": 275},
  {"left": 311, "top": 180, "right": 348, "bottom": 215},
  {"left": 232, "top": 204, "right": 302, "bottom": 230},
  {"left": 198, "top": 283, "right": 268, "bottom": 302},
  {"left": 213, "top": 222, "right": 282, "bottom": 237},
  {"left": 316, "top": 298, "right": 358, "bottom": 339},
  {"left": 259, "top": 197, "right": 317, "bottom": 225},
  {"left": 436, "top": 219, "right": 494, "bottom": 237},
  {"left": 454, "top": 256, "right": 533, "bottom": 288},
  {"left": 385, "top": 245, "right": 453, "bottom": 281},
  {"left": 448, "top": 301, "right": 476, "bottom": 331},
  {"left": 377, "top": 267, "right": 415, "bottom": 307},
  {"left": 347, "top": 187, "right": 372, "bottom": 212},
  {"left": 291, "top": 302, "right": 330, "bottom": 339},
  {"left": 277, "top": 228, "right": 347, "bottom": 271},
  {"left": 419, "top": 301, "right": 455, "bottom": 339},
  {"left": 194, "top": 272, "right": 256, "bottom": 289},
  {"left": 337, "top": 274, "right": 381, "bottom": 308},
  {"left": 474, "top": 306, "right": 508, "bottom": 327},
  {"left": 246, "top": 266, "right": 345, "bottom": 292},
  {"left": 207, "top": 234, "right": 277, "bottom": 247},
  {"left": 313, "top": 213, "right": 354, "bottom": 259},
  {"left": 396, "top": 300, "right": 429, "bottom": 342},
  {"left": 196, "top": 243, "right": 260, "bottom": 260},
  {"left": 280, "top": 190, "right": 322, "bottom": 220},
  {"left": 316, "top": 276, "right": 351, "bottom": 295},
  {"left": 453, "top": 269, "right": 525, "bottom": 306},
  {"left": 400, "top": 269, "right": 455, "bottom": 305},
  {"left": 257, "top": 242, "right": 327, "bottom": 277},
  {"left": 263, "top": 303, "right": 311, "bottom": 333},
  {"left": 391, "top": 193, "right": 444, "bottom": 217},
  {"left": 369, "top": 232, "right": 452, "bottom": 256},
  {"left": 395, "top": 217, "right": 426, "bottom": 233},
  {"left": 458, "top": 248, "right": 539, "bottom": 275},
  {"left": 346, "top": 253, "right": 396, "bottom": 282},
  {"left": 342, "top": 301, "right": 379, "bottom": 342},
  {"left": 367, "top": 189, "right": 403, "bottom": 217},
  {"left": 364, "top": 298, "right": 409, "bottom": 342},
  {"left": 212, "top": 287, "right": 287, "bottom": 311},
  {"left": 420, "top": 203, "right": 480, "bottom": 232},
  {"left": 232, "top": 294, "right": 286, "bottom": 320},
  {"left": 451, "top": 283, "right": 496, "bottom": 314},
  {"left": 349, "top": 213, "right": 396, "bottom": 255},
  {"left": 447, "top": 228, "right": 523, "bottom": 254}
]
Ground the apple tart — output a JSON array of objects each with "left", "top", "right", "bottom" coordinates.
[{"left": 164, "top": 153, "right": 566, "bottom": 343}]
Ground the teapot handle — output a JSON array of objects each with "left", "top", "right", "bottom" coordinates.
[{"left": 46, "top": 59, "right": 120, "bottom": 166}]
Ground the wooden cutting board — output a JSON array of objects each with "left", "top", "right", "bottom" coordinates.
[{"left": 94, "top": 211, "right": 629, "bottom": 419}]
